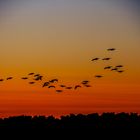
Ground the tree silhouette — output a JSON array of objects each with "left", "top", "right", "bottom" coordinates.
[{"left": 0, "top": 112, "right": 140, "bottom": 130}]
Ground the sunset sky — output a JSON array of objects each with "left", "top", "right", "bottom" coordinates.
[{"left": 0, "top": 0, "right": 140, "bottom": 117}]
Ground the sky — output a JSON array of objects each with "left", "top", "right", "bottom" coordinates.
[{"left": 0, "top": 0, "right": 140, "bottom": 117}]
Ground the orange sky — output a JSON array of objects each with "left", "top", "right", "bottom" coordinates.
[{"left": 0, "top": 0, "right": 140, "bottom": 117}]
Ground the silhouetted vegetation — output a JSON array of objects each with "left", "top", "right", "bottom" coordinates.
[{"left": 0, "top": 112, "right": 140, "bottom": 130}]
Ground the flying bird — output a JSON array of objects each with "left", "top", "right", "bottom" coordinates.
[
  {"left": 117, "top": 70, "right": 124, "bottom": 73},
  {"left": 111, "top": 68, "right": 118, "bottom": 71},
  {"left": 74, "top": 85, "right": 81, "bottom": 90},
  {"left": 21, "top": 77, "right": 28, "bottom": 80},
  {"left": 84, "top": 85, "right": 92, "bottom": 87},
  {"left": 91, "top": 58, "right": 99, "bottom": 61},
  {"left": 28, "top": 73, "right": 34, "bottom": 76},
  {"left": 29, "top": 82, "right": 35, "bottom": 84},
  {"left": 34, "top": 76, "right": 43, "bottom": 81},
  {"left": 104, "top": 66, "right": 112, "bottom": 69},
  {"left": 49, "top": 79, "right": 58, "bottom": 83},
  {"left": 49, "top": 80, "right": 54, "bottom": 83},
  {"left": 115, "top": 65, "right": 123, "bottom": 68},
  {"left": 60, "top": 85, "right": 66, "bottom": 88},
  {"left": 107, "top": 48, "right": 116, "bottom": 51},
  {"left": 48, "top": 85, "right": 55, "bottom": 88},
  {"left": 95, "top": 75, "right": 103, "bottom": 78},
  {"left": 66, "top": 87, "right": 73, "bottom": 89},
  {"left": 53, "top": 79, "right": 58, "bottom": 82},
  {"left": 34, "top": 74, "right": 40, "bottom": 77},
  {"left": 102, "top": 58, "right": 111, "bottom": 61},
  {"left": 7, "top": 77, "right": 13, "bottom": 80},
  {"left": 0, "top": 79, "right": 4, "bottom": 81},
  {"left": 82, "top": 80, "right": 89, "bottom": 84},
  {"left": 56, "top": 90, "right": 63, "bottom": 93},
  {"left": 42, "top": 82, "right": 50, "bottom": 87}
]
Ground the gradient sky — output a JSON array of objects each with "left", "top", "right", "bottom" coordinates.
[{"left": 0, "top": 0, "right": 140, "bottom": 117}]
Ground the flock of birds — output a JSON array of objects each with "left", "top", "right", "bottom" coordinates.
[{"left": 0, "top": 48, "right": 125, "bottom": 93}]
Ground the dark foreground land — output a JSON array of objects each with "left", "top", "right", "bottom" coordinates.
[
  {"left": 0, "top": 112, "right": 140, "bottom": 138},
  {"left": 0, "top": 112, "right": 140, "bottom": 130}
]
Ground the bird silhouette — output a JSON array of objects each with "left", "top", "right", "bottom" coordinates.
[
  {"left": 42, "top": 82, "right": 50, "bottom": 87},
  {"left": 81, "top": 80, "right": 89, "bottom": 84},
  {"left": 95, "top": 75, "right": 103, "bottom": 78},
  {"left": 60, "top": 85, "right": 66, "bottom": 88},
  {"left": 66, "top": 87, "right": 73, "bottom": 89},
  {"left": 91, "top": 58, "right": 99, "bottom": 61},
  {"left": 111, "top": 68, "right": 118, "bottom": 71},
  {"left": 34, "top": 76, "right": 43, "bottom": 81},
  {"left": 107, "top": 48, "right": 116, "bottom": 51},
  {"left": 104, "top": 66, "right": 112, "bottom": 69},
  {"left": 74, "top": 85, "right": 81, "bottom": 90},
  {"left": 28, "top": 73, "right": 34, "bottom": 75},
  {"left": 49, "top": 80, "right": 54, "bottom": 83},
  {"left": 84, "top": 85, "right": 92, "bottom": 87},
  {"left": 29, "top": 82, "right": 35, "bottom": 84},
  {"left": 21, "top": 77, "right": 28, "bottom": 80},
  {"left": 7, "top": 77, "right": 13, "bottom": 80},
  {"left": 117, "top": 70, "right": 124, "bottom": 73},
  {"left": 102, "top": 58, "right": 111, "bottom": 60},
  {"left": 34, "top": 74, "right": 40, "bottom": 77},
  {"left": 49, "top": 79, "right": 58, "bottom": 83},
  {"left": 56, "top": 90, "right": 63, "bottom": 93},
  {"left": 53, "top": 79, "right": 58, "bottom": 82},
  {"left": 48, "top": 85, "right": 55, "bottom": 88},
  {"left": 116, "top": 65, "right": 123, "bottom": 68}
]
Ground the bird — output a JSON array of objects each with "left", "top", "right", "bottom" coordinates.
[
  {"left": 91, "top": 58, "right": 99, "bottom": 61},
  {"left": 48, "top": 85, "right": 55, "bottom": 88},
  {"left": 66, "top": 87, "right": 73, "bottom": 89},
  {"left": 104, "top": 66, "right": 112, "bottom": 69},
  {"left": 107, "top": 48, "right": 116, "bottom": 51},
  {"left": 49, "top": 79, "right": 58, "bottom": 83},
  {"left": 95, "top": 75, "right": 103, "bottom": 78},
  {"left": 42, "top": 82, "right": 50, "bottom": 87},
  {"left": 115, "top": 65, "right": 123, "bottom": 68},
  {"left": 28, "top": 73, "right": 34, "bottom": 75},
  {"left": 56, "top": 90, "right": 63, "bottom": 93},
  {"left": 29, "top": 82, "right": 35, "bottom": 84},
  {"left": 53, "top": 79, "right": 58, "bottom": 82},
  {"left": 49, "top": 80, "right": 54, "bottom": 83},
  {"left": 84, "top": 85, "right": 92, "bottom": 87},
  {"left": 111, "top": 68, "right": 118, "bottom": 71},
  {"left": 117, "top": 70, "right": 124, "bottom": 73},
  {"left": 82, "top": 80, "right": 89, "bottom": 84},
  {"left": 74, "top": 85, "right": 81, "bottom": 90},
  {"left": 102, "top": 58, "right": 111, "bottom": 61},
  {"left": 34, "top": 74, "right": 40, "bottom": 77},
  {"left": 60, "top": 85, "right": 66, "bottom": 88},
  {"left": 34, "top": 76, "right": 43, "bottom": 81},
  {"left": 21, "top": 77, "right": 28, "bottom": 80},
  {"left": 0, "top": 79, "right": 4, "bottom": 81},
  {"left": 6, "top": 77, "right": 13, "bottom": 80}
]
